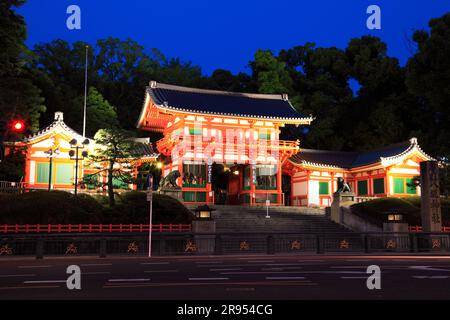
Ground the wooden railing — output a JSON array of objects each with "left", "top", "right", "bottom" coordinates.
[
  {"left": 0, "top": 224, "right": 192, "bottom": 234},
  {"left": 409, "top": 226, "right": 450, "bottom": 233}
]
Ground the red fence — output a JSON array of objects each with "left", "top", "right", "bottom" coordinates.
[
  {"left": 409, "top": 226, "right": 450, "bottom": 233},
  {"left": 0, "top": 224, "right": 191, "bottom": 234}
]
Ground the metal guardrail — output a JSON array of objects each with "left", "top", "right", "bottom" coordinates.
[
  {"left": 0, "top": 224, "right": 192, "bottom": 234},
  {"left": 0, "top": 232, "right": 449, "bottom": 258},
  {"left": 0, "top": 181, "right": 27, "bottom": 194},
  {"left": 409, "top": 226, "right": 450, "bottom": 232}
]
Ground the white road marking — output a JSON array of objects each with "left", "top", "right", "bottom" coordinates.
[
  {"left": 144, "top": 270, "right": 178, "bottom": 273},
  {"left": 412, "top": 275, "right": 450, "bottom": 279},
  {"left": 0, "top": 274, "right": 35, "bottom": 278},
  {"left": 84, "top": 272, "right": 111, "bottom": 275},
  {"left": 140, "top": 262, "right": 169, "bottom": 265},
  {"left": 108, "top": 278, "right": 150, "bottom": 282},
  {"left": 265, "top": 276, "right": 306, "bottom": 280},
  {"left": 209, "top": 268, "right": 243, "bottom": 272},
  {"left": 18, "top": 265, "right": 52, "bottom": 268},
  {"left": 198, "top": 264, "right": 251, "bottom": 268},
  {"left": 23, "top": 280, "right": 66, "bottom": 284},
  {"left": 265, "top": 263, "right": 303, "bottom": 266},
  {"left": 189, "top": 277, "right": 229, "bottom": 281},
  {"left": 409, "top": 266, "right": 450, "bottom": 272},
  {"left": 81, "top": 263, "right": 112, "bottom": 267},
  {"left": 331, "top": 266, "right": 372, "bottom": 269},
  {"left": 222, "top": 270, "right": 368, "bottom": 275}
]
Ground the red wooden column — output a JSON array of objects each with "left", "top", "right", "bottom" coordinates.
[
  {"left": 276, "top": 159, "right": 282, "bottom": 205},
  {"left": 250, "top": 161, "right": 256, "bottom": 205}
]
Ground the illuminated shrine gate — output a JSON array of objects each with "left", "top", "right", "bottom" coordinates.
[{"left": 137, "top": 81, "right": 313, "bottom": 205}]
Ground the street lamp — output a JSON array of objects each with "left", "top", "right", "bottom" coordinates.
[
  {"left": 69, "top": 138, "right": 90, "bottom": 196},
  {"left": 44, "top": 147, "right": 60, "bottom": 191},
  {"left": 147, "top": 173, "right": 153, "bottom": 258}
]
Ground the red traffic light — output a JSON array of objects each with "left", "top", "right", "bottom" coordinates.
[{"left": 11, "top": 120, "right": 25, "bottom": 133}]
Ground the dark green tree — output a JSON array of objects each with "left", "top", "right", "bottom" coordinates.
[
  {"left": 74, "top": 87, "right": 119, "bottom": 137},
  {"left": 406, "top": 13, "right": 450, "bottom": 159},
  {"left": 90, "top": 129, "right": 141, "bottom": 207},
  {"left": 0, "top": 0, "right": 45, "bottom": 137},
  {"left": 252, "top": 49, "right": 292, "bottom": 94},
  {"left": 345, "top": 36, "right": 409, "bottom": 150}
]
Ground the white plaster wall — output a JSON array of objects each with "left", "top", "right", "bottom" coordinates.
[
  {"left": 308, "top": 180, "right": 320, "bottom": 206},
  {"left": 292, "top": 181, "right": 307, "bottom": 196}
]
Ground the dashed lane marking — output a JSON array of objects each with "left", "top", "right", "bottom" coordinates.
[
  {"left": 265, "top": 276, "right": 306, "bottom": 280},
  {"left": 108, "top": 278, "right": 150, "bottom": 282},
  {"left": 209, "top": 268, "right": 243, "bottom": 272},
  {"left": 84, "top": 272, "right": 111, "bottom": 275},
  {"left": 23, "top": 280, "right": 66, "bottom": 284},
  {"left": 189, "top": 277, "right": 229, "bottom": 281},
  {"left": 0, "top": 285, "right": 60, "bottom": 290},
  {"left": 412, "top": 275, "right": 450, "bottom": 279}
]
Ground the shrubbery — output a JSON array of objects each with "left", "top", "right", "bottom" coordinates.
[
  {"left": 0, "top": 191, "right": 194, "bottom": 224},
  {"left": 350, "top": 197, "right": 450, "bottom": 227},
  {"left": 0, "top": 191, "right": 103, "bottom": 224}
]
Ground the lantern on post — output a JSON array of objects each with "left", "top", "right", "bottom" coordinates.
[{"left": 194, "top": 205, "right": 215, "bottom": 220}]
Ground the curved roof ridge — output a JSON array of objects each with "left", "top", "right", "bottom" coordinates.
[{"left": 148, "top": 81, "right": 287, "bottom": 101}]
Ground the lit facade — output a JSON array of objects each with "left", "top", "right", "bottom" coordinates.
[
  {"left": 18, "top": 112, "right": 158, "bottom": 192},
  {"left": 137, "top": 82, "right": 433, "bottom": 207}
]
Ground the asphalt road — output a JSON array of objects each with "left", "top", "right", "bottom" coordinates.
[{"left": 1, "top": 255, "right": 450, "bottom": 300}]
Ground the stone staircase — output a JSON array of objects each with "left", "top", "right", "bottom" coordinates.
[{"left": 187, "top": 205, "right": 353, "bottom": 234}]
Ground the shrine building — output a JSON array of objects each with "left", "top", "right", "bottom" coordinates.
[{"left": 136, "top": 81, "right": 433, "bottom": 206}]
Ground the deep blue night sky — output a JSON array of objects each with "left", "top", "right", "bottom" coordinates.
[{"left": 18, "top": 0, "right": 450, "bottom": 75}]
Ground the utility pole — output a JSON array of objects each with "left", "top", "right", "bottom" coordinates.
[{"left": 82, "top": 45, "right": 88, "bottom": 138}]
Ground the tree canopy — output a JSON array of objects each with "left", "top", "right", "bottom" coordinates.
[{"left": 1, "top": 2, "right": 450, "bottom": 193}]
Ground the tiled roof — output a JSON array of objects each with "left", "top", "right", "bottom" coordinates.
[
  {"left": 24, "top": 112, "right": 93, "bottom": 143},
  {"left": 146, "top": 81, "right": 312, "bottom": 121},
  {"left": 131, "top": 138, "right": 159, "bottom": 158},
  {"left": 289, "top": 138, "right": 432, "bottom": 169}
]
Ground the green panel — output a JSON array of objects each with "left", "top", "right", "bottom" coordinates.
[
  {"left": 319, "top": 182, "right": 329, "bottom": 195},
  {"left": 243, "top": 194, "right": 250, "bottom": 204},
  {"left": 183, "top": 192, "right": 195, "bottom": 202},
  {"left": 394, "top": 177, "right": 405, "bottom": 194},
  {"left": 55, "top": 164, "right": 73, "bottom": 184},
  {"left": 196, "top": 192, "right": 206, "bottom": 202},
  {"left": 182, "top": 183, "right": 206, "bottom": 188},
  {"left": 373, "top": 178, "right": 385, "bottom": 194},
  {"left": 36, "top": 163, "right": 49, "bottom": 184},
  {"left": 259, "top": 132, "right": 270, "bottom": 140},
  {"left": 406, "top": 178, "right": 417, "bottom": 194},
  {"left": 357, "top": 180, "right": 368, "bottom": 195},
  {"left": 85, "top": 174, "right": 99, "bottom": 189},
  {"left": 189, "top": 128, "right": 202, "bottom": 136},
  {"left": 112, "top": 176, "right": 129, "bottom": 189}
]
